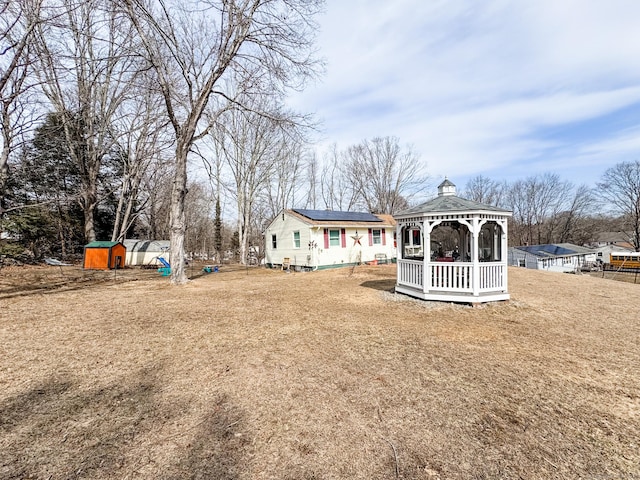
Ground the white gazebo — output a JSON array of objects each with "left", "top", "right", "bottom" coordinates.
[{"left": 394, "top": 179, "right": 512, "bottom": 304}]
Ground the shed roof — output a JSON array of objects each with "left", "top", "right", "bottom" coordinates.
[
  {"left": 513, "top": 243, "right": 594, "bottom": 259},
  {"left": 85, "top": 241, "right": 123, "bottom": 248}
]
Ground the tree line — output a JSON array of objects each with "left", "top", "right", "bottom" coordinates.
[
  {"left": 463, "top": 166, "right": 640, "bottom": 251},
  {"left": 3, "top": 1, "right": 640, "bottom": 280},
  {"left": 1, "top": 0, "right": 325, "bottom": 282}
]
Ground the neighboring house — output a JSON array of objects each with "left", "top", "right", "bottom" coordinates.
[
  {"left": 123, "top": 239, "right": 170, "bottom": 267},
  {"left": 587, "top": 231, "right": 634, "bottom": 247},
  {"left": 264, "top": 209, "right": 396, "bottom": 270},
  {"left": 585, "top": 232, "right": 635, "bottom": 264},
  {"left": 591, "top": 243, "right": 635, "bottom": 264},
  {"left": 508, "top": 243, "right": 597, "bottom": 272}
]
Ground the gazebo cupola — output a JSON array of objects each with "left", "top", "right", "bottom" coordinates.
[
  {"left": 393, "top": 179, "right": 512, "bottom": 304},
  {"left": 438, "top": 177, "right": 457, "bottom": 196}
]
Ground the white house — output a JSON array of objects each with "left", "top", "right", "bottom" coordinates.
[
  {"left": 264, "top": 209, "right": 396, "bottom": 270},
  {"left": 591, "top": 243, "right": 634, "bottom": 265},
  {"left": 585, "top": 232, "right": 635, "bottom": 264},
  {"left": 508, "top": 243, "right": 596, "bottom": 272},
  {"left": 123, "top": 239, "right": 170, "bottom": 267}
]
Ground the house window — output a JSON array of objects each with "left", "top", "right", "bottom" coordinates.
[
  {"left": 271, "top": 234, "right": 277, "bottom": 249},
  {"left": 518, "top": 259, "right": 526, "bottom": 267},
  {"left": 372, "top": 229, "right": 382, "bottom": 245},
  {"left": 329, "top": 229, "right": 340, "bottom": 247},
  {"left": 293, "top": 231, "right": 300, "bottom": 248}
]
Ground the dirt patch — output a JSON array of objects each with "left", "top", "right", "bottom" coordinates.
[{"left": 1, "top": 264, "right": 639, "bottom": 479}]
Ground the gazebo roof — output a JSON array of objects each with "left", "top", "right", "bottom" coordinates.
[
  {"left": 396, "top": 195, "right": 512, "bottom": 216},
  {"left": 395, "top": 179, "right": 512, "bottom": 217}
]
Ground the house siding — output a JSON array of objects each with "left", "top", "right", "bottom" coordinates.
[
  {"left": 264, "top": 210, "right": 396, "bottom": 270},
  {"left": 508, "top": 245, "right": 594, "bottom": 272},
  {"left": 264, "top": 214, "right": 313, "bottom": 268}
]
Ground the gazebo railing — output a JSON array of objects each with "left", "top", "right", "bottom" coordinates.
[
  {"left": 397, "top": 260, "right": 507, "bottom": 293},
  {"left": 398, "top": 259, "right": 423, "bottom": 289},
  {"left": 430, "top": 262, "right": 472, "bottom": 291},
  {"left": 478, "top": 262, "right": 505, "bottom": 291}
]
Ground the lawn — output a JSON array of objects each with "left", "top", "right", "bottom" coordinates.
[{"left": 1, "top": 264, "right": 638, "bottom": 479}]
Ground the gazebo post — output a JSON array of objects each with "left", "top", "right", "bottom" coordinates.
[
  {"left": 423, "top": 221, "right": 430, "bottom": 293},
  {"left": 471, "top": 216, "right": 480, "bottom": 297},
  {"left": 501, "top": 219, "right": 509, "bottom": 292}
]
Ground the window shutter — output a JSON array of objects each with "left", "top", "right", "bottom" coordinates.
[
  {"left": 382, "top": 228, "right": 386, "bottom": 246},
  {"left": 368, "top": 228, "right": 373, "bottom": 246},
  {"left": 341, "top": 229, "right": 346, "bottom": 248},
  {"left": 324, "top": 228, "right": 329, "bottom": 249}
]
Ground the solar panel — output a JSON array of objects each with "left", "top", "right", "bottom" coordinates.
[
  {"left": 292, "top": 209, "right": 382, "bottom": 222},
  {"left": 518, "top": 244, "right": 577, "bottom": 257}
]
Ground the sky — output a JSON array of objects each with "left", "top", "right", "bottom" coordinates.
[{"left": 288, "top": 0, "right": 640, "bottom": 193}]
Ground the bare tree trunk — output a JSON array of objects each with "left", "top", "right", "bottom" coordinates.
[
  {"left": 168, "top": 141, "right": 189, "bottom": 283},
  {"left": 82, "top": 185, "right": 98, "bottom": 243},
  {"left": 0, "top": 115, "right": 9, "bottom": 210}
]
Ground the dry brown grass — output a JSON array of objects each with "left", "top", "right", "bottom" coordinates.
[{"left": 1, "top": 263, "right": 639, "bottom": 479}]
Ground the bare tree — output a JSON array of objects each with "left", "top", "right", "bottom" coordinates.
[
  {"left": 136, "top": 159, "right": 172, "bottom": 240},
  {"left": 33, "top": 0, "right": 140, "bottom": 242},
  {"left": 0, "top": 0, "right": 46, "bottom": 213},
  {"left": 556, "top": 184, "right": 594, "bottom": 244},
  {"left": 121, "top": 0, "right": 322, "bottom": 284},
  {"left": 110, "top": 89, "right": 172, "bottom": 242},
  {"left": 506, "top": 173, "right": 576, "bottom": 245},
  {"left": 597, "top": 160, "right": 640, "bottom": 250},
  {"left": 319, "top": 143, "right": 357, "bottom": 211},
  {"left": 343, "top": 136, "right": 424, "bottom": 214},
  {"left": 463, "top": 175, "right": 508, "bottom": 207},
  {"left": 263, "top": 142, "right": 305, "bottom": 219},
  {"left": 304, "top": 150, "right": 318, "bottom": 209},
  {"left": 213, "top": 105, "right": 283, "bottom": 264},
  {"left": 183, "top": 181, "right": 215, "bottom": 260}
]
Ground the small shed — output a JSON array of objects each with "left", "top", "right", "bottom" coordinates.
[{"left": 83, "top": 241, "right": 126, "bottom": 270}]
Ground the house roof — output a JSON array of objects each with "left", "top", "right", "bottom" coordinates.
[
  {"left": 593, "top": 231, "right": 633, "bottom": 244},
  {"left": 287, "top": 209, "right": 395, "bottom": 227},
  {"left": 513, "top": 243, "right": 595, "bottom": 259},
  {"left": 292, "top": 209, "right": 382, "bottom": 222}
]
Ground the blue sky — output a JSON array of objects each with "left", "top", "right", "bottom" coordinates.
[{"left": 289, "top": 0, "right": 640, "bottom": 191}]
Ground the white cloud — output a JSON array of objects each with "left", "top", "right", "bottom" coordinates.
[{"left": 289, "top": 0, "right": 640, "bottom": 187}]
